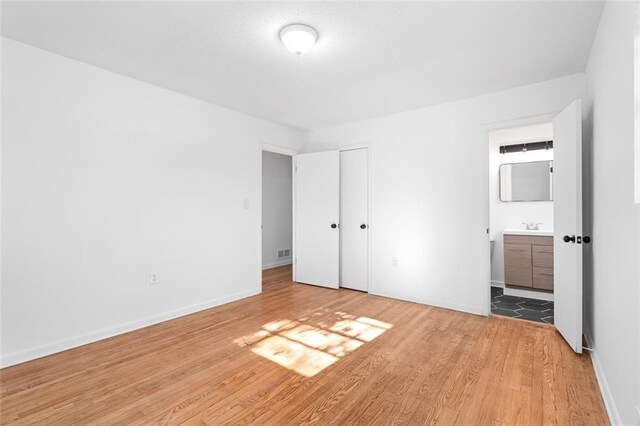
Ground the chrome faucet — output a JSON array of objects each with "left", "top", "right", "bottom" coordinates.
[{"left": 522, "top": 222, "right": 542, "bottom": 230}]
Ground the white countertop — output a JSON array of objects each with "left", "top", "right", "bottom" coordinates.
[{"left": 503, "top": 229, "right": 554, "bottom": 237}]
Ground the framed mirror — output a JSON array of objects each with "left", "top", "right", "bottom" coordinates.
[{"left": 499, "top": 161, "right": 553, "bottom": 202}]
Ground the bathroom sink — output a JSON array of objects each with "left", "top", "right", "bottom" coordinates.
[{"left": 503, "top": 229, "right": 554, "bottom": 237}]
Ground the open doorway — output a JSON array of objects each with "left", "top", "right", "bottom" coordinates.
[
  {"left": 261, "top": 149, "right": 294, "bottom": 286},
  {"left": 488, "top": 122, "right": 555, "bottom": 324}
]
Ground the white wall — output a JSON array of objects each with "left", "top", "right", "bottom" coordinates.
[
  {"left": 261, "top": 151, "right": 292, "bottom": 269},
  {"left": 584, "top": 2, "right": 640, "bottom": 424},
  {"left": 0, "top": 39, "right": 304, "bottom": 367},
  {"left": 306, "top": 73, "right": 586, "bottom": 315},
  {"left": 489, "top": 123, "right": 554, "bottom": 287}
]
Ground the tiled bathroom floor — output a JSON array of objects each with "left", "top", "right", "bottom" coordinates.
[{"left": 491, "top": 287, "right": 554, "bottom": 324}]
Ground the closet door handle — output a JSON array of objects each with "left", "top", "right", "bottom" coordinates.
[
  {"left": 331, "top": 223, "right": 338, "bottom": 229},
  {"left": 360, "top": 224, "right": 367, "bottom": 229},
  {"left": 563, "top": 235, "right": 576, "bottom": 243}
]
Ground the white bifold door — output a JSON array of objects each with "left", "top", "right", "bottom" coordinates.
[
  {"left": 294, "top": 151, "right": 340, "bottom": 289},
  {"left": 294, "top": 148, "right": 369, "bottom": 291},
  {"left": 340, "top": 149, "right": 369, "bottom": 291},
  {"left": 553, "top": 99, "right": 585, "bottom": 354}
]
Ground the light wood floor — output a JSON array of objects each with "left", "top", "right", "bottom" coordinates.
[{"left": 1, "top": 265, "right": 608, "bottom": 425}]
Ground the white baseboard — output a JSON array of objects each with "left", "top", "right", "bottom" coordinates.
[
  {"left": 503, "top": 286, "right": 554, "bottom": 301},
  {"left": 491, "top": 280, "right": 505, "bottom": 288},
  {"left": 370, "top": 290, "right": 485, "bottom": 317},
  {"left": 0, "top": 287, "right": 261, "bottom": 369},
  {"left": 262, "top": 260, "right": 292, "bottom": 270},
  {"left": 584, "top": 333, "right": 622, "bottom": 425}
]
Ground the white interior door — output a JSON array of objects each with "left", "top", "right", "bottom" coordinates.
[
  {"left": 294, "top": 151, "right": 340, "bottom": 289},
  {"left": 340, "top": 149, "right": 369, "bottom": 291},
  {"left": 553, "top": 99, "right": 583, "bottom": 354}
]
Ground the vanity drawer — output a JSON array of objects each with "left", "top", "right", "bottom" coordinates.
[
  {"left": 504, "top": 234, "right": 553, "bottom": 246},
  {"left": 533, "top": 267, "right": 554, "bottom": 290},
  {"left": 532, "top": 245, "right": 554, "bottom": 268},
  {"left": 504, "top": 244, "right": 533, "bottom": 288}
]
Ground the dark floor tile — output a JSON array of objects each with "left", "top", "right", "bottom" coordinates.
[
  {"left": 517, "top": 301, "right": 552, "bottom": 311},
  {"left": 498, "top": 295, "right": 522, "bottom": 304},
  {"left": 490, "top": 287, "right": 554, "bottom": 324},
  {"left": 493, "top": 300, "right": 522, "bottom": 311},
  {"left": 518, "top": 309, "right": 551, "bottom": 322},
  {"left": 492, "top": 308, "right": 522, "bottom": 318},
  {"left": 516, "top": 297, "right": 550, "bottom": 306}
]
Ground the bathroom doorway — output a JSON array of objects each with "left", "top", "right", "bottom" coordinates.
[{"left": 488, "top": 122, "right": 555, "bottom": 324}]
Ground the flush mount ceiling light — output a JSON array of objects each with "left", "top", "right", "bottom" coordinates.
[{"left": 279, "top": 24, "right": 318, "bottom": 55}]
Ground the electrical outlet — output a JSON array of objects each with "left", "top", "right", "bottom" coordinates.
[
  {"left": 243, "top": 198, "right": 250, "bottom": 210},
  {"left": 391, "top": 256, "right": 399, "bottom": 267},
  {"left": 150, "top": 273, "right": 159, "bottom": 286}
]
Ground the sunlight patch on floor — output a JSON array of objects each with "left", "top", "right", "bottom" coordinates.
[{"left": 235, "top": 311, "right": 393, "bottom": 377}]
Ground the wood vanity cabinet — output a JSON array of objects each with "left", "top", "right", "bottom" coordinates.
[{"left": 504, "top": 234, "right": 553, "bottom": 291}]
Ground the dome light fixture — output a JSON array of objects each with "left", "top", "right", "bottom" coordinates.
[{"left": 279, "top": 24, "right": 318, "bottom": 55}]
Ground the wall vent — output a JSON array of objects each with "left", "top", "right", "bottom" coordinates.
[{"left": 277, "top": 249, "right": 291, "bottom": 259}]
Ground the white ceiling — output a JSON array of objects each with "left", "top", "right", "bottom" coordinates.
[{"left": 1, "top": 1, "right": 603, "bottom": 130}]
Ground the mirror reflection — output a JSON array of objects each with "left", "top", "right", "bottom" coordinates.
[{"left": 499, "top": 161, "right": 553, "bottom": 202}]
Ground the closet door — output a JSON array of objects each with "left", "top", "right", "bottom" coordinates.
[
  {"left": 294, "top": 151, "right": 340, "bottom": 289},
  {"left": 340, "top": 149, "right": 368, "bottom": 291}
]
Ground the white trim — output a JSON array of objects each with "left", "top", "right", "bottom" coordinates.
[
  {"left": 483, "top": 112, "right": 559, "bottom": 317},
  {"left": 261, "top": 143, "right": 297, "bottom": 157},
  {"left": 262, "top": 260, "right": 292, "bottom": 270},
  {"left": 292, "top": 157, "right": 297, "bottom": 282},
  {"left": 584, "top": 333, "right": 622, "bottom": 426},
  {"left": 483, "top": 112, "right": 560, "bottom": 133},
  {"left": 260, "top": 144, "right": 297, "bottom": 283},
  {"left": 0, "top": 288, "right": 260, "bottom": 368},
  {"left": 371, "top": 289, "right": 484, "bottom": 316},
  {"left": 491, "top": 280, "right": 505, "bottom": 288},
  {"left": 503, "top": 286, "right": 554, "bottom": 302}
]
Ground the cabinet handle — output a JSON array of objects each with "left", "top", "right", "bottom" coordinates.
[
  {"left": 539, "top": 272, "right": 553, "bottom": 276},
  {"left": 508, "top": 248, "right": 526, "bottom": 251}
]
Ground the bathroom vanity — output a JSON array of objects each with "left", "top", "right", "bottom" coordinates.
[{"left": 503, "top": 230, "right": 553, "bottom": 291}]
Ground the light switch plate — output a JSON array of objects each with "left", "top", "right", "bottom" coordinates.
[{"left": 150, "top": 273, "right": 159, "bottom": 286}]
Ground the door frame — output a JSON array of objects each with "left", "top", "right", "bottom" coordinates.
[
  {"left": 260, "top": 143, "right": 297, "bottom": 287},
  {"left": 339, "top": 143, "right": 373, "bottom": 293},
  {"left": 482, "top": 112, "right": 561, "bottom": 317}
]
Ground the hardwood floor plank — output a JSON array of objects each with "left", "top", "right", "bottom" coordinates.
[{"left": 0, "top": 265, "right": 608, "bottom": 425}]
